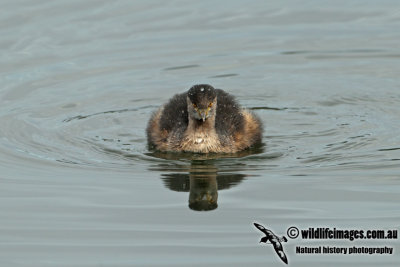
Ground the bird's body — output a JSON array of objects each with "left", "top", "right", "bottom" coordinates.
[{"left": 147, "top": 84, "right": 262, "bottom": 153}]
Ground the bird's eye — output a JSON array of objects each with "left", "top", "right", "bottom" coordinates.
[
  {"left": 192, "top": 103, "right": 197, "bottom": 108},
  {"left": 208, "top": 103, "right": 213, "bottom": 108}
]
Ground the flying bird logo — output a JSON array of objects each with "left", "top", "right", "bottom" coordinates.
[{"left": 254, "top": 222, "right": 289, "bottom": 264}]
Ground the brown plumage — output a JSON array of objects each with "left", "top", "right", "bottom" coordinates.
[{"left": 146, "top": 84, "right": 262, "bottom": 153}]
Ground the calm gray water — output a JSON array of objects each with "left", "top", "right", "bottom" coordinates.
[{"left": 1, "top": 0, "right": 399, "bottom": 266}]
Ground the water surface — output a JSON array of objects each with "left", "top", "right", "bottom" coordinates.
[{"left": 1, "top": 1, "right": 399, "bottom": 266}]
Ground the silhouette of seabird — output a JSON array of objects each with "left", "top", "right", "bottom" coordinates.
[{"left": 254, "top": 223, "right": 288, "bottom": 264}]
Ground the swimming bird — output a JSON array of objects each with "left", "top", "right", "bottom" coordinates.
[
  {"left": 254, "top": 223, "right": 288, "bottom": 264},
  {"left": 146, "top": 84, "right": 262, "bottom": 153}
]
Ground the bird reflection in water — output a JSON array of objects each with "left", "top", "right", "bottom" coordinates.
[
  {"left": 189, "top": 171, "right": 219, "bottom": 211},
  {"left": 159, "top": 160, "right": 246, "bottom": 211},
  {"left": 148, "top": 146, "right": 263, "bottom": 211}
]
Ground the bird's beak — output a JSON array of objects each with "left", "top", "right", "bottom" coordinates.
[{"left": 199, "top": 109, "right": 207, "bottom": 121}]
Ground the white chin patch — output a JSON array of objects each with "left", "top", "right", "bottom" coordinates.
[{"left": 195, "top": 138, "right": 204, "bottom": 144}]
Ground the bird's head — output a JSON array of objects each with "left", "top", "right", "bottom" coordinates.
[
  {"left": 187, "top": 84, "right": 217, "bottom": 122},
  {"left": 260, "top": 236, "right": 269, "bottom": 243}
]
